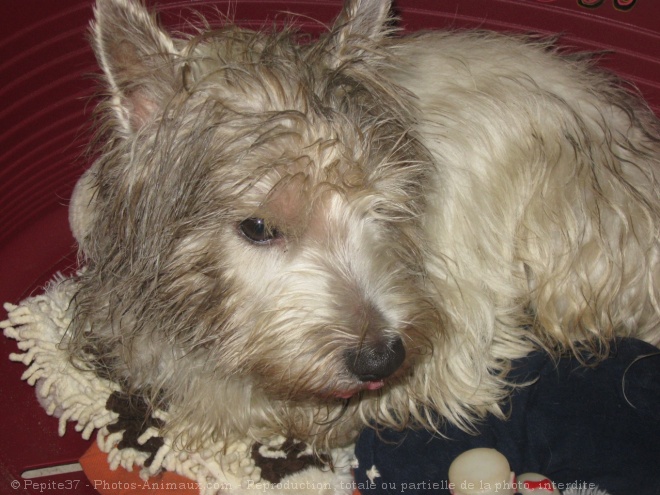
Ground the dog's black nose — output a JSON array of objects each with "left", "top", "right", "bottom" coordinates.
[{"left": 345, "top": 336, "right": 406, "bottom": 382}]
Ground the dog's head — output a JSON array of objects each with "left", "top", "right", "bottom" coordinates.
[{"left": 70, "top": 0, "right": 440, "bottom": 443}]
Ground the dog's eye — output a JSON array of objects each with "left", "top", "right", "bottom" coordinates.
[{"left": 238, "top": 218, "right": 280, "bottom": 244}]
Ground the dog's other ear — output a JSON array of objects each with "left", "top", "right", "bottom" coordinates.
[
  {"left": 69, "top": 163, "right": 98, "bottom": 246},
  {"left": 92, "top": 0, "right": 178, "bottom": 135},
  {"left": 329, "top": 0, "right": 393, "bottom": 64}
]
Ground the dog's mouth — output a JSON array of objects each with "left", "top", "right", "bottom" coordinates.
[{"left": 331, "top": 380, "right": 385, "bottom": 399}]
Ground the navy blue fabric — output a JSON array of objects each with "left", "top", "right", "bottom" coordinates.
[{"left": 354, "top": 339, "right": 660, "bottom": 494}]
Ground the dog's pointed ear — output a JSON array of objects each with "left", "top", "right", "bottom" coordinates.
[
  {"left": 329, "top": 0, "right": 393, "bottom": 64},
  {"left": 92, "top": 0, "right": 178, "bottom": 135}
]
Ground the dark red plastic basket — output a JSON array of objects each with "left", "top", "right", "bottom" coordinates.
[{"left": 1, "top": 1, "right": 658, "bottom": 494}]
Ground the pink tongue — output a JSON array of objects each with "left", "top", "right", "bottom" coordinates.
[{"left": 334, "top": 380, "right": 385, "bottom": 399}]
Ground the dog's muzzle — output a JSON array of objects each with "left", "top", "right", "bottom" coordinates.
[{"left": 344, "top": 336, "right": 406, "bottom": 382}]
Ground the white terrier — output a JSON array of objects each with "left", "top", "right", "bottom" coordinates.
[{"left": 68, "top": 0, "right": 660, "bottom": 448}]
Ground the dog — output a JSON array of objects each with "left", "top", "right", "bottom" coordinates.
[{"left": 68, "top": 0, "right": 660, "bottom": 450}]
